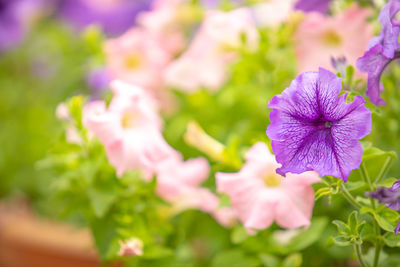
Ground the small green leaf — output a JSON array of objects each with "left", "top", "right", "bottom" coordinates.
[
  {"left": 348, "top": 211, "right": 359, "bottom": 234},
  {"left": 332, "top": 236, "right": 351, "bottom": 247},
  {"left": 378, "top": 177, "right": 398, "bottom": 187},
  {"left": 211, "top": 249, "right": 260, "bottom": 267},
  {"left": 332, "top": 220, "right": 350, "bottom": 235},
  {"left": 282, "top": 253, "right": 302, "bottom": 267},
  {"left": 142, "top": 245, "right": 174, "bottom": 259},
  {"left": 231, "top": 225, "right": 249, "bottom": 244},
  {"left": 361, "top": 206, "right": 397, "bottom": 232},
  {"left": 88, "top": 187, "right": 117, "bottom": 218},
  {"left": 384, "top": 233, "right": 400, "bottom": 247},
  {"left": 285, "top": 217, "right": 328, "bottom": 251},
  {"left": 259, "top": 253, "right": 280, "bottom": 267}
]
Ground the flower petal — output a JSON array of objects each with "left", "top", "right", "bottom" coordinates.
[{"left": 356, "top": 44, "right": 390, "bottom": 105}]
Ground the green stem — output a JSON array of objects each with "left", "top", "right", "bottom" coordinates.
[
  {"left": 353, "top": 243, "right": 368, "bottom": 267},
  {"left": 360, "top": 162, "right": 373, "bottom": 190},
  {"left": 375, "top": 157, "right": 393, "bottom": 184},
  {"left": 340, "top": 183, "right": 361, "bottom": 209},
  {"left": 360, "top": 162, "right": 382, "bottom": 266},
  {"left": 373, "top": 243, "right": 381, "bottom": 267}
]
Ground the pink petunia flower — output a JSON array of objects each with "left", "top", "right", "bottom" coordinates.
[
  {"left": 216, "top": 142, "right": 320, "bottom": 231},
  {"left": 83, "top": 80, "right": 177, "bottom": 178},
  {"left": 294, "top": 5, "right": 373, "bottom": 75},
  {"left": 104, "top": 28, "right": 171, "bottom": 91},
  {"left": 137, "top": 0, "right": 187, "bottom": 55},
  {"left": 164, "top": 8, "right": 259, "bottom": 92},
  {"left": 156, "top": 155, "right": 236, "bottom": 227}
]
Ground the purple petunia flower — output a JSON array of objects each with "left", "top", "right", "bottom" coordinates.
[
  {"left": 266, "top": 68, "right": 371, "bottom": 181},
  {"left": 58, "top": 0, "right": 153, "bottom": 36},
  {"left": 367, "top": 179, "right": 400, "bottom": 234},
  {"left": 356, "top": 0, "right": 400, "bottom": 105},
  {"left": 294, "top": 0, "right": 331, "bottom": 14},
  {"left": 0, "top": 0, "right": 43, "bottom": 52}
]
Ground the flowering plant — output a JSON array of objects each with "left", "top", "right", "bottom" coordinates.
[{"left": 4, "top": 0, "right": 400, "bottom": 266}]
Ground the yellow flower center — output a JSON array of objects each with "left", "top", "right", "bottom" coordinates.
[
  {"left": 263, "top": 172, "right": 282, "bottom": 187},
  {"left": 124, "top": 54, "right": 142, "bottom": 70},
  {"left": 322, "top": 30, "right": 342, "bottom": 47},
  {"left": 121, "top": 112, "right": 136, "bottom": 129}
]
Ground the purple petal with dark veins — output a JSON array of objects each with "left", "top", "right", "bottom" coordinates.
[{"left": 267, "top": 68, "right": 371, "bottom": 181}]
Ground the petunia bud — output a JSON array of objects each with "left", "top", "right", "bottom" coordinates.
[
  {"left": 118, "top": 238, "right": 143, "bottom": 257},
  {"left": 184, "top": 121, "right": 225, "bottom": 163}
]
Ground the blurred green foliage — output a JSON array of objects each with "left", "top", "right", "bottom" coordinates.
[{"left": 2, "top": 1, "right": 400, "bottom": 267}]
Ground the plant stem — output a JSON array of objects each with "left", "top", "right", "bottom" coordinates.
[
  {"left": 373, "top": 243, "right": 381, "bottom": 267},
  {"left": 360, "top": 162, "right": 382, "bottom": 266},
  {"left": 375, "top": 156, "right": 393, "bottom": 184},
  {"left": 360, "top": 162, "right": 373, "bottom": 190},
  {"left": 353, "top": 243, "right": 368, "bottom": 267},
  {"left": 340, "top": 183, "right": 361, "bottom": 209}
]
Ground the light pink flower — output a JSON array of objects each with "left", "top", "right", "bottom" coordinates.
[
  {"left": 137, "top": 0, "right": 187, "bottom": 55},
  {"left": 104, "top": 28, "right": 171, "bottom": 90},
  {"left": 156, "top": 155, "right": 236, "bottom": 227},
  {"left": 118, "top": 238, "right": 143, "bottom": 257},
  {"left": 83, "top": 80, "right": 177, "bottom": 178},
  {"left": 294, "top": 5, "right": 373, "bottom": 75},
  {"left": 216, "top": 142, "right": 320, "bottom": 231},
  {"left": 251, "top": 0, "right": 295, "bottom": 28},
  {"left": 164, "top": 8, "right": 259, "bottom": 92}
]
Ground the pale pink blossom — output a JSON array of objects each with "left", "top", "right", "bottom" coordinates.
[
  {"left": 118, "top": 238, "right": 143, "bottom": 257},
  {"left": 216, "top": 142, "right": 320, "bottom": 231},
  {"left": 156, "top": 155, "right": 236, "bottom": 227},
  {"left": 294, "top": 5, "right": 373, "bottom": 75},
  {"left": 137, "top": 0, "right": 187, "bottom": 55},
  {"left": 82, "top": 80, "right": 177, "bottom": 178},
  {"left": 55, "top": 103, "right": 70, "bottom": 121},
  {"left": 104, "top": 28, "right": 171, "bottom": 90},
  {"left": 164, "top": 8, "right": 259, "bottom": 92},
  {"left": 251, "top": 0, "right": 295, "bottom": 28}
]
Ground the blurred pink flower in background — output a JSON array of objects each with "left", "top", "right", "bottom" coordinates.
[
  {"left": 104, "top": 28, "right": 171, "bottom": 91},
  {"left": 164, "top": 8, "right": 259, "bottom": 93},
  {"left": 294, "top": 5, "right": 373, "bottom": 75},
  {"left": 250, "top": 0, "right": 295, "bottom": 28},
  {"left": 156, "top": 155, "right": 236, "bottom": 227},
  {"left": 216, "top": 142, "right": 319, "bottom": 231},
  {"left": 137, "top": 0, "right": 187, "bottom": 55},
  {"left": 83, "top": 80, "right": 177, "bottom": 178}
]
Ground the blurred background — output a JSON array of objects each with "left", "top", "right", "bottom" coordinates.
[{"left": 1, "top": 0, "right": 400, "bottom": 266}]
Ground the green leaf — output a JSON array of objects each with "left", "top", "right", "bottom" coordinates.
[
  {"left": 362, "top": 147, "right": 397, "bottom": 161},
  {"left": 332, "top": 220, "right": 350, "bottom": 235},
  {"left": 211, "top": 249, "right": 260, "bottom": 267},
  {"left": 331, "top": 236, "right": 351, "bottom": 247},
  {"left": 142, "top": 245, "right": 174, "bottom": 259},
  {"left": 347, "top": 211, "right": 359, "bottom": 234},
  {"left": 259, "top": 253, "right": 280, "bottom": 267},
  {"left": 315, "top": 187, "right": 332, "bottom": 200},
  {"left": 231, "top": 225, "right": 249, "bottom": 244},
  {"left": 345, "top": 181, "right": 367, "bottom": 191},
  {"left": 384, "top": 233, "right": 400, "bottom": 247},
  {"left": 285, "top": 217, "right": 328, "bottom": 252},
  {"left": 282, "top": 253, "right": 302, "bottom": 267},
  {"left": 360, "top": 206, "right": 398, "bottom": 232},
  {"left": 378, "top": 177, "right": 398, "bottom": 187},
  {"left": 88, "top": 187, "right": 117, "bottom": 217},
  {"left": 90, "top": 218, "right": 118, "bottom": 261}
]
